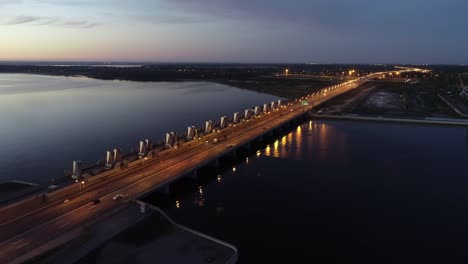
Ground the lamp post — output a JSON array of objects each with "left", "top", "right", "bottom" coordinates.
[{"left": 79, "top": 180, "right": 85, "bottom": 192}]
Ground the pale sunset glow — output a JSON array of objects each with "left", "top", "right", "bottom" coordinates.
[{"left": 1, "top": 0, "right": 467, "bottom": 63}]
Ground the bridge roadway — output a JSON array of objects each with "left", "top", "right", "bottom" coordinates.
[{"left": 0, "top": 71, "right": 392, "bottom": 263}]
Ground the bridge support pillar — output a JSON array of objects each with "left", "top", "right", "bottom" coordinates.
[
  {"left": 161, "top": 185, "right": 170, "bottom": 194},
  {"left": 213, "top": 159, "right": 220, "bottom": 168},
  {"left": 191, "top": 170, "right": 198, "bottom": 180},
  {"left": 229, "top": 149, "right": 237, "bottom": 158},
  {"left": 256, "top": 136, "right": 264, "bottom": 143},
  {"left": 243, "top": 142, "right": 252, "bottom": 150}
]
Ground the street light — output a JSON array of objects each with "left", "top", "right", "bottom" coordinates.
[{"left": 79, "top": 181, "right": 85, "bottom": 192}]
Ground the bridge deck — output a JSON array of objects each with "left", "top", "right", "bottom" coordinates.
[{"left": 0, "top": 72, "right": 396, "bottom": 263}]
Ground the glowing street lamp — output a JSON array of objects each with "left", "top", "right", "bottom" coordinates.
[{"left": 79, "top": 180, "right": 85, "bottom": 192}]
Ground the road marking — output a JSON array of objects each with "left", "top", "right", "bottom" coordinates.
[
  {"left": 11, "top": 239, "right": 24, "bottom": 245},
  {"left": 15, "top": 242, "right": 29, "bottom": 249},
  {"left": 58, "top": 223, "right": 68, "bottom": 229}
]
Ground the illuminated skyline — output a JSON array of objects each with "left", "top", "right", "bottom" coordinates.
[{"left": 1, "top": 0, "right": 467, "bottom": 64}]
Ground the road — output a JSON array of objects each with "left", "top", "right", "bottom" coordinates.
[{"left": 0, "top": 70, "right": 406, "bottom": 263}]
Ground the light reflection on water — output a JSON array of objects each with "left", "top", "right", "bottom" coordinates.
[{"left": 160, "top": 120, "right": 468, "bottom": 263}]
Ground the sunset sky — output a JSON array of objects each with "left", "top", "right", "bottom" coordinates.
[{"left": 1, "top": 0, "right": 467, "bottom": 64}]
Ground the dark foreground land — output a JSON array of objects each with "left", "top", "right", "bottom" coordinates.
[
  {"left": 319, "top": 80, "right": 458, "bottom": 117},
  {"left": 0, "top": 63, "right": 396, "bottom": 99},
  {"left": 317, "top": 65, "right": 468, "bottom": 119},
  {"left": 1, "top": 63, "right": 466, "bottom": 116}
]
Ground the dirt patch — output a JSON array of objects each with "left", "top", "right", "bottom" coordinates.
[
  {"left": 318, "top": 80, "right": 460, "bottom": 118},
  {"left": 358, "top": 91, "right": 403, "bottom": 115}
]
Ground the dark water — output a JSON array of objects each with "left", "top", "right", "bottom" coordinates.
[
  {"left": 0, "top": 74, "right": 280, "bottom": 184},
  {"left": 146, "top": 120, "right": 468, "bottom": 264}
]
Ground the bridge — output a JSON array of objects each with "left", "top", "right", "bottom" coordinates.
[{"left": 0, "top": 69, "right": 416, "bottom": 263}]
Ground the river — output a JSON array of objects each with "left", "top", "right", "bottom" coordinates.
[
  {"left": 145, "top": 119, "right": 468, "bottom": 263},
  {"left": 0, "top": 74, "right": 280, "bottom": 184}
]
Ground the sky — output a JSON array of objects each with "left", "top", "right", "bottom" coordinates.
[{"left": 0, "top": 0, "right": 467, "bottom": 64}]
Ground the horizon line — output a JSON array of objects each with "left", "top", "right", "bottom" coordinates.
[{"left": 0, "top": 60, "right": 462, "bottom": 66}]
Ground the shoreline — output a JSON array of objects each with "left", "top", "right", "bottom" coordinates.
[
  {"left": 0, "top": 66, "right": 338, "bottom": 99},
  {"left": 309, "top": 113, "right": 468, "bottom": 127}
]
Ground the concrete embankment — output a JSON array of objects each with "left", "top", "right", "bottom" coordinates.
[
  {"left": 309, "top": 113, "right": 468, "bottom": 127},
  {"left": 437, "top": 94, "right": 468, "bottom": 118}
]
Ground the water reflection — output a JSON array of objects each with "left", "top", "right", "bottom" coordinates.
[
  {"left": 263, "top": 137, "right": 288, "bottom": 158},
  {"left": 158, "top": 120, "right": 468, "bottom": 263},
  {"left": 318, "top": 123, "right": 330, "bottom": 161},
  {"left": 308, "top": 121, "right": 313, "bottom": 136},
  {"left": 265, "top": 145, "right": 271, "bottom": 156},
  {"left": 287, "top": 132, "right": 293, "bottom": 151},
  {"left": 280, "top": 135, "right": 288, "bottom": 157},
  {"left": 273, "top": 140, "right": 280, "bottom": 158},
  {"left": 169, "top": 120, "right": 343, "bottom": 211},
  {"left": 295, "top": 125, "right": 303, "bottom": 157},
  {"left": 168, "top": 119, "right": 468, "bottom": 217},
  {"left": 195, "top": 186, "right": 205, "bottom": 207}
]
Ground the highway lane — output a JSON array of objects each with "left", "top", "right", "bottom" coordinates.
[{"left": 0, "top": 71, "right": 402, "bottom": 263}]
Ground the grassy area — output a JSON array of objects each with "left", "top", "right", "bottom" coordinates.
[
  {"left": 217, "top": 76, "right": 335, "bottom": 99},
  {"left": 318, "top": 80, "right": 460, "bottom": 118}
]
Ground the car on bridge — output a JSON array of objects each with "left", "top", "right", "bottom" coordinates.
[
  {"left": 48, "top": 185, "right": 59, "bottom": 192},
  {"left": 113, "top": 194, "right": 124, "bottom": 200},
  {"left": 90, "top": 199, "right": 101, "bottom": 205}
]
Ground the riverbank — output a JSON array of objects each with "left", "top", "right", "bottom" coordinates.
[
  {"left": 0, "top": 65, "right": 341, "bottom": 99},
  {"left": 310, "top": 113, "right": 468, "bottom": 127}
]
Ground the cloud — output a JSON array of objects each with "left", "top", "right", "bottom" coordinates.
[
  {"left": 62, "top": 20, "right": 98, "bottom": 28},
  {"left": 5, "top": 15, "right": 42, "bottom": 24},
  {"left": 140, "top": 15, "right": 210, "bottom": 24},
  {"left": 0, "top": 0, "right": 21, "bottom": 6},
  {"left": 158, "top": 0, "right": 468, "bottom": 36},
  {"left": 2, "top": 15, "right": 98, "bottom": 28}
]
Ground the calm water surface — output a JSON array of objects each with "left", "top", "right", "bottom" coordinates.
[
  {"left": 146, "top": 120, "right": 468, "bottom": 264},
  {"left": 0, "top": 74, "right": 280, "bottom": 184}
]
